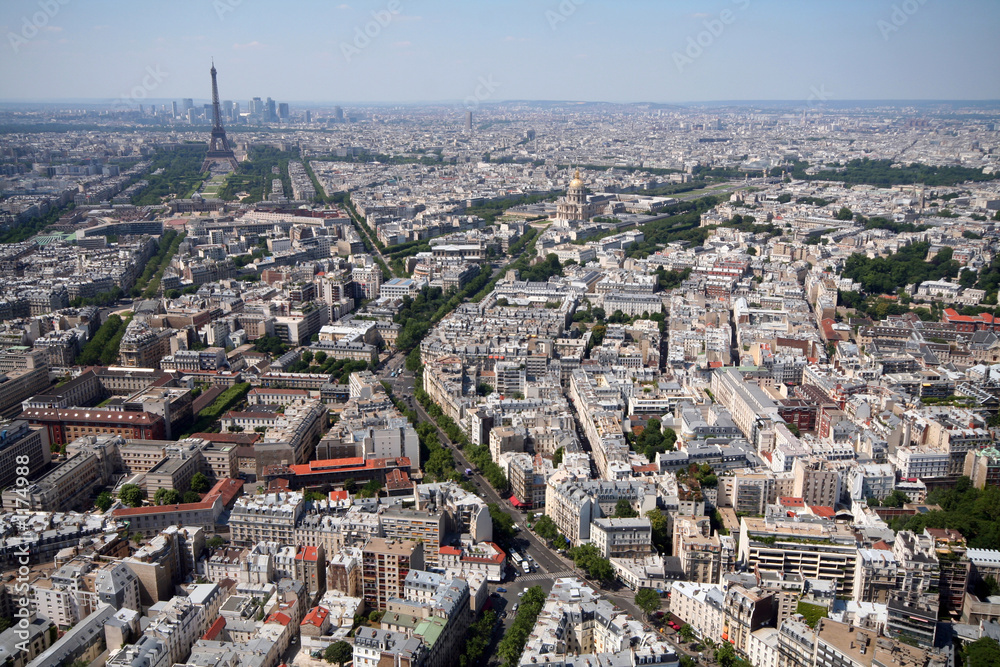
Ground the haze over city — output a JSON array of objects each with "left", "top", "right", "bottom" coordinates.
[{"left": 1, "top": 0, "right": 999, "bottom": 104}]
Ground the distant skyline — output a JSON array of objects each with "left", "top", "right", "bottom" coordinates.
[{"left": 2, "top": 0, "right": 998, "bottom": 105}]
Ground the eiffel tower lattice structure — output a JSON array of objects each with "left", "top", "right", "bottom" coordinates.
[{"left": 201, "top": 62, "right": 240, "bottom": 173}]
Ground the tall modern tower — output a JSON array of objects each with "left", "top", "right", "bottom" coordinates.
[{"left": 201, "top": 62, "right": 239, "bottom": 172}]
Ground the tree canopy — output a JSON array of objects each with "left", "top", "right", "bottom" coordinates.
[
  {"left": 497, "top": 587, "right": 547, "bottom": 667},
  {"left": 118, "top": 484, "right": 145, "bottom": 508},
  {"left": 889, "top": 477, "right": 1000, "bottom": 549},
  {"left": 154, "top": 488, "right": 181, "bottom": 505},
  {"left": 325, "top": 640, "right": 353, "bottom": 666},
  {"left": 842, "top": 242, "right": 960, "bottom": 295},
  {"left": 635, "top": 588, "right": 661, "bottom": 615},
  {"left": 614, "top": 499, "right": 638, "bottom": 518},
  {"left": 95, "top": 491, "right": 114, "bottom": 512},
  {"left": 190, "top": 472, "right": 211, "bottom": 493},
  {"left": 533, "top": 515, "right": 560, "bottom": 542},
  {"left": 567, "top": 544, "right": 615, "bottom": 582},
  {"left": 631, "top": 418, "right": 677, "bottom": 461}
]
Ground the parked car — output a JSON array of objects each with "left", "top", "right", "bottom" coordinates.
[{"left": 496, "top": 587, "right": 507, "bottom": 593}]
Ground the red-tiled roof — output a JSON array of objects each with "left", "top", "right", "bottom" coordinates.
[
  {"left": 296, "top": 546, "right": 320, "bottom": 562},
  {"left": 461, "top": 542, "right": 506, "bottom": 564},
  {"left": 385, "top": 468, "right": 411, "bottom": 490},
  {"left": 203, "top": 616, "right": 226, "bottom": 640},
  {"left": 266, "top": 612, "right": 291, "bottom": 626},
  {"left": 211, "top": 478, "right": 244, "bottom": 506},
  {"left": 268, "top": 478, "right": 292, "bottom": 491},
  {"left": 112, "top": 477, "right": 242, "bottom": 517},
  {"left": 301, "top": 606, "right": 330, "bottom": 627},
  {"left": 286, "top": 457, "right": 410, "bottom": 476},
  {"left": 810, "top": 505, "right": 835, "bottom": 518},
  {"left": 329, "top": 490, "right": 350, "bottom": 502},
  {"left": 439, "top": 546, "right": 462, "bottom": 556}
]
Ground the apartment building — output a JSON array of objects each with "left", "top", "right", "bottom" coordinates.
[
  {"left": 362, "top": 538, "right": 425, "bottom": 610},
  {"left": 678, "top": 534, "right": 729, "bottom": 585},
  {"left": 590, "top": 518, "right": 653, "bottom": 559},
  {"left": 853, "top": 548, "right": 900, "bottom": 604},
  {"left": 545, "top": 477, "right": 655, "bottom": 545},
  {"left": 668, "top": 581, "right": 725, "bottom": 644},
  {"left": 229, "top": 491, "right": 305, "bottom": 545},
  {"left": 723, "top": 585, "right": 776, "bottom": 657},
  {"left": 791, "top": 458, "right": 843, "bottom": 509},
  {"left": 380, "top": 509, "right": 445, "bottom": 569},
  {"left": 738, "top": 516, "right": 858, "bottom": 595}
]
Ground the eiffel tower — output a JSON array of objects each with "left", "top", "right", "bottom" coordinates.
[{"left": 201, "top": 61, "right": 239, "bottom": 172}]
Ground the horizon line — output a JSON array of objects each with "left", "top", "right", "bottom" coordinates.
[{"left": 1, "top": 98, "right": 999, "bottom": 107}]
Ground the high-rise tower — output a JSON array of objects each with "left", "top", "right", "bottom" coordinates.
[{"left": 201, "top": 62, "right": 239, "bottom": 172}]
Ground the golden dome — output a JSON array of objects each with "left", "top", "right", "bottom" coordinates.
[{"left": 569, "top": 169, "right": 584, "bottom": 189}]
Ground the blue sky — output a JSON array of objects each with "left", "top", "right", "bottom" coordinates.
[{"left": 1, "top": 0, "right": 997, "bottom": 104}]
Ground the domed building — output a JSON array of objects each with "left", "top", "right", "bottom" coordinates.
[{"left": 555, "top": 170, "right": 602, "bottom": 222}]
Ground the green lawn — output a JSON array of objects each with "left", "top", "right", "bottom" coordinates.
[{"left": 796, "top": 601, "right": 828, "bottom": 628}]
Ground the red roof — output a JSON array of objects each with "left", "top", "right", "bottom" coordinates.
[
  {"left": 329, "top": 490, "right": 350, "bottom": 502},
  {"left": 385, "top": 468, "right": 411, "bottom": 490},
  {"left": 296, "top": 546, "right": 320, "bottom": 562},
  {"left": 266, "top": 612, "right": 291, "bottom": 626},
  {"left": 301, "top": 606, "right": 330, "bottom": 627},
  {"left": 285, "top": 457, "right": 410, "bottom": 476},
  {"left": 203, "top": 616, "right": 226, "bottom": 640},
  {"left": 23, "top": 408, "right": 161, "bottom": 425},
  {"left": 810, "top": 505, "right": 835, "bottom": 518},
  {"left": 439, "top": 546, "right": 462, "bottom": 556},
  {"left": 211, "top": 478, "right": 244, "bottom": 506},
  {"left": 461, "top": 542, "right": 506, "bottom": 564},
  {"left": 191, "top": 432, "right": 261, "bottom": 445},
  {"left": 112, "top": 477, "right": 242, "bottom": 517},
  {"left": 268, "top": 478, "right": 292, "bottom": 491}
]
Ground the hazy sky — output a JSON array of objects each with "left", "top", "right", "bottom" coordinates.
[{"left": 1, "top": 0, "right": 998, "bottom": 104}]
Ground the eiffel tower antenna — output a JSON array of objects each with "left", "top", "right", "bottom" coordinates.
[{"left": 202, "top": 61, "right": 239, "bottom": 172}]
